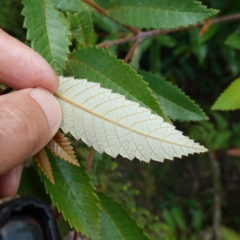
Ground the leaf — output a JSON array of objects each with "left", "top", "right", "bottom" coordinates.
[
  {"left": 222, "top": 226, "right": 240, "bottom": 240},
  {"left": 225, "top": 32, "right": 240, "bottom": 50},
  {"left": 98, "top": 192, "right": 150, "bottom": 240},
  {"left": 212, "top": 78, "right": 240, "bottom": 111},
  {"left": 67, "top": 47, "right": 171, "bottom": 123},
  {"left": 17, "top": 166, "right": 51, "bottom": 204},
  {"left": 47, "top": 131, "right": 80, "bottom": 166},
  {"left": 35, "top": 148, "right": 101, "bottom": 239},
  {"left": 33, "top": 149, "right": 55, "bottom": 184},
  {"left": 22, "top": 0, "right": 70, "bottom": 75},
  {"left": 51, "top": 0, "right": 82, "bottom": 12},
  {"left": 56, "top": 77, "right": 207, "bottom": 163},
  {"left": 106, "top": 0, "right": 218, "bottom": 30},
  {"left": 67, "top": 7, "right": 94, "bottom": 48},
  {"left": 139, "top": 70, "right": 208, "bottom": 121}
]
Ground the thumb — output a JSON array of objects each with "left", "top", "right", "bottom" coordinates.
[{"left": 0, "top": 88, "right": 62, "bottom": 175}]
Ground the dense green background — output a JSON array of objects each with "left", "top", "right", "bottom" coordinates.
[{"left": 1, "top": 0, "right": 240, "bottom": 239}]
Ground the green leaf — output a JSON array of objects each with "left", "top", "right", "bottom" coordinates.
[
  {"left": 98, "top": 192, "right": 150, "bottom": 240},
  {"left": 140, "top": 70, "right": 208, "bottom": 121},
  {"left": 67, "top": 47, "right": 171, "bottom": 123},
  {"left": 92, "top": 11, "right": 125, "bottom": 34},
  {"left": 225, "top": 32, "right": 240, "bottom": 50},
  {"left": 222, "top": 226, "right": 240, "bottom": 240},
  {"left": 212, "top": 78, "right": 240, "bottom": 111},
  {"left": 106, "top": 0, "right": 218, "bottom": 30},
  {"left": 94, "top": 0, "right": 110, "bottom": 9},
  {"left": 170, "top": 206, "right": 186, "bottom": 231},
  {"left": 67, "top": 5, "right": 94, "bottom": 48},
  {"left": 35, "top": 148, "right": 101, "bottom": 240},
  {"left": 17, "top": 166, "right": 51, "bottom": 204},
  {"left": 51, "top": 0, "right": 82, "bottom": 12},
  {"left": 22, "top": 0, "right": 70, "bottom": 75}
]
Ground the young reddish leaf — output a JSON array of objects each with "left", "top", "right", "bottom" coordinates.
[
  {"left": 33, "top": 149, "right": 55, "bottom": 184},
  {"left": 47, "top": 131, "right": 80, "bottom": 166}
]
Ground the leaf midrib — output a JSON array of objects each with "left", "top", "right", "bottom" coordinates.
[{"left": 55, "top": 92, "right": 203, "bottom": 150}]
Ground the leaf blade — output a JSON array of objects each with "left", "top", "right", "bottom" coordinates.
[
  {"left": 212, "top": 78, "right": 240, "bottom": 110},
  {"left": 98, "top": 192, "right": 150, "bottom": 240},
  {"left": 33, "top": 149, "right": 55, "bottom": 184},
  {"left": 35, "top": 148, "right": 101, "bottom": 239},
  {"left": 22, "top": 0, "right": 70, "bottom": 75},
  {"left": 67, "top": 47, "right": 171, "bottom": 123},
  {"left": 225, "top": 31, "right": 240, "bottom": 50},
  {"left": 106, "top": 0, "right": 218, "bottom": 30},
  {"left": 67, "top": 6, "right": 94, "bottom": 48},
  {"left": 140, "top": 70, "right": 208, "bottom": 121},
  {"left": 56, "top": 77, "right": 207, "bottom": 163},
  {"left": 47, "top": 131, "right": 80, "bottom": 166}
]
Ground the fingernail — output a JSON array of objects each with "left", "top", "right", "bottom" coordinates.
[{"left": 30, "top": 88, "right": 62, "bottom": 133}]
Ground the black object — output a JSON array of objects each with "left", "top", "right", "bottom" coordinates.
[{"left": 0, "top": 197, "right": 60, "bottom": 240}]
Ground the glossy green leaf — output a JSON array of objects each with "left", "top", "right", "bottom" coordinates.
[
  {"left": 35, "top": 148, "right": 101, "bottom": 240},
  {"left": 106, "top": 0, "right": 218, "bottom": 30},
  {"left": 98, "top": 192, "right": 150, "bottom": 240},
  {"left": 67, "top": 47, "right": 171, "bottom": 123},
  {"left": 212, "top": 78, "right": 240, "bottom": 111},
  {"left": 225, "top": 32, "right": 240, "bottom": 50},
  {"left": 22, "top": 0, "right": 70, "bottom": 75},
  {"left": 140, "top": 70, "right": 208, "bottom": 121},
  {"left": 67, "top": 6, "right": 93, "bottom": 48}
]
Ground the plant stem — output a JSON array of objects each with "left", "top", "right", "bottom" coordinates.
[
  {"left": 124, "top": 40, "right": 139, "bottom": 63},
  {"left": 209, "top": 151, "right": 222, "bottom": 240},
  {"left": 86, "top": 147, "right": 95, "bottom": 172},
  {"left": 73, "top": 230, "right": 78, "bottom": 240},
  {"left": 97, "top": 13, "right": 240, "bottom": 48},
  {"left": 82, "top": 0, "right": 106, "bottom": 15}
]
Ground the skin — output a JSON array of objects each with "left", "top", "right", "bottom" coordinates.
[{"left": 0, "top": 29, "right": 62, "bottom": 197}]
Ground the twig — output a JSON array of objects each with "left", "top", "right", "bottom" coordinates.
[
  {"left": 73, "top": 230, "right": 78, "bottom": 240},
  {"left": 209, "top": 151, "right": 222, "bottom": 240},
  {"left": 82, "top": 0, "right": 139, "bottom": 34},
  {"left": 97, "top": 13, "right": 240, "bottom": 48},
  {"left": 0, "top": 87, "right": 13, "bottom": 95},
  {"left": 124, "top": 40, "right": 139, "bottom": 63},
  {"left": 82, "top": 0, "right": 106, "bottom": 16},
  {"left": 86, "top": 147, "right": 95, "bottom": 172}
]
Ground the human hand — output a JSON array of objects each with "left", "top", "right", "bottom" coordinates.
[{"left": 0, "top": 29, "right": 62, "bottom": 197}]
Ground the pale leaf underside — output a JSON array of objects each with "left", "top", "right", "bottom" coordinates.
[
  {"left": 47, "top": 131, "right": 80, "bottom": 166},
  {"left": 55, "top": 77, "right": 207, "bottom": 163},
  {"left": 33, "top": 149, "right": 55, "bottom": 184}
]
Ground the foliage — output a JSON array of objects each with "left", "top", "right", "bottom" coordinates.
[{"left": 1, "top": 0, "right": 240, "bottom": 239}]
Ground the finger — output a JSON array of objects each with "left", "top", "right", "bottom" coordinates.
[
  {"left": 0, "top": 88, "right": 62, "bottom": 175},
  {"left": 0, "top": 29, "right": 59, "bottom": 93},
  {"left": 0, "top": 163, "right": 24, "bottom": 197}
]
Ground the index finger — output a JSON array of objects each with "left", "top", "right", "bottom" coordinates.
[{"left": 0, "top": 29, "right": 59, "bottom": 93}]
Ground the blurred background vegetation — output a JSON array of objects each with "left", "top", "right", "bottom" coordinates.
[{"left": 1, "top": 0, "right": 240, "bottom": 239}]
